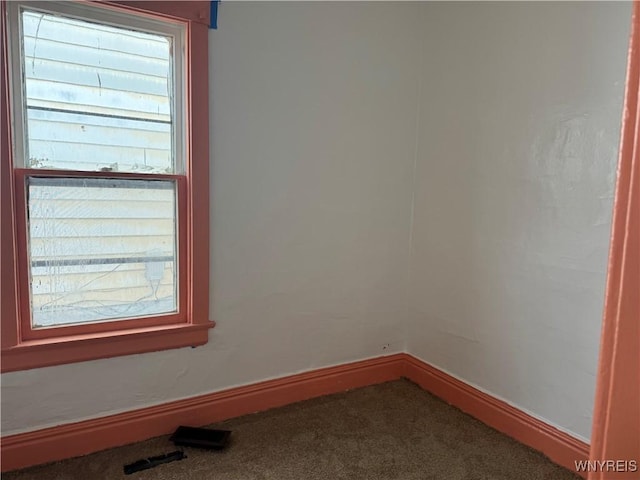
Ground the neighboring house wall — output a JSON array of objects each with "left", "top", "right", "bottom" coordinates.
[
  {"left": 28, "top": 180, "right": 176, "bottom": 326},
  {"left": 22, "top": 10, "right": 172, "bottom": 171},
  {"left": 0, "top": 1, "right": 631, "bottom": 447}
]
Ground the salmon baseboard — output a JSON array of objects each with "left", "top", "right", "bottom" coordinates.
[
  {"left": 1, "top": 353, "right": 588, "bottom": 477},
  {"left": 401, "top": 355, "right": 589, "bottom": 479}
]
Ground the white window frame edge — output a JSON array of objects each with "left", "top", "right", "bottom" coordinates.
[{"left": 6, "top": 0, "right": 187, "bottom": 174}]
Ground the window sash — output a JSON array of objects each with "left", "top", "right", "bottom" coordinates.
[
  {"left": 6, "top": 0, "right": 186, "bottom": 174},
  {"left": 27, "top": 177, "right": 178, "bottom": 328},
  {"left": 14, "top": 169, "right": 189, "bottom": 341}
]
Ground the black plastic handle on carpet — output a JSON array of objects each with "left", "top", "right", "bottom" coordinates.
[{"left": 123, "top": 450, "right": 186, "bottom": 475}]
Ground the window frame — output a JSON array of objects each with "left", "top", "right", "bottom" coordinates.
[{"left": 1, "top": 0, "right": 213, "bottom": 372}]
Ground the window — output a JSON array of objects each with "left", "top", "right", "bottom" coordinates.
[{"left": 1, "top": 1, "right": 213, "bottom": 372}]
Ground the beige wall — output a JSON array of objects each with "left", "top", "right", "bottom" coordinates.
[{"left": 407, "top": 2, "right": 630, "bottom": 442}]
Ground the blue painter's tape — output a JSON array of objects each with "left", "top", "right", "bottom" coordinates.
[{"left": 210, "top": 1, "right": 218, "bottom": 29}]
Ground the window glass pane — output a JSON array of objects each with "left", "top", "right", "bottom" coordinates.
[
  {"left": 21, "top": 10, "right": 174, "bottom": 173},
  {"left": 27, "top": 177, "right": 178, "bottom": 327}
]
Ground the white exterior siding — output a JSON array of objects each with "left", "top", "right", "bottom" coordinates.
[
  {"left": 22, "top": 9, "right": 173, "bottom": 172},
  {"left": 28, "top": 179, "right": 177, "bottom": 326}
]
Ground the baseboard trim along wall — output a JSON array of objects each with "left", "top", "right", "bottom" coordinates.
[
  {"left": 1, "top": 353, "right": 589, "bottom": 476},
  {"left": 0, "top": 354, "right": 405, "bottom": 472},
  {"left": 401, "top": 355, "right": 590, "bottom": 479}
]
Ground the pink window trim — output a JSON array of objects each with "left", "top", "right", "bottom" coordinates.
[{"left": 0, "top": 0, "right": 214, "bottom": 373}]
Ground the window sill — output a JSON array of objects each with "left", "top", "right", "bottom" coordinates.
[{"left": 1, "top": 321, "right": 215, "bottom": 373}]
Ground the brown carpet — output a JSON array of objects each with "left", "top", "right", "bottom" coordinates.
[{"left": 4, "top": 379, "right": 581, "bottom": 480}]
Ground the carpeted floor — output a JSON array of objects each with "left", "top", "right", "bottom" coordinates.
[{"left": 4, "top": 379, "right": 581, "bottom": 480}]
